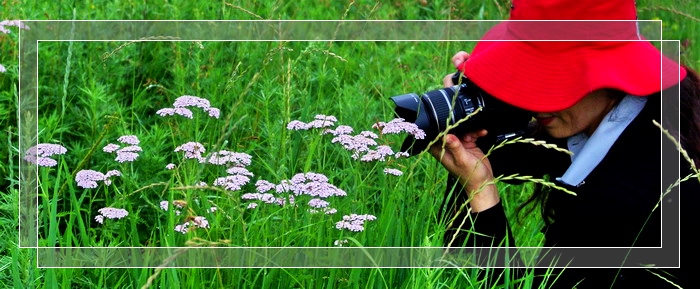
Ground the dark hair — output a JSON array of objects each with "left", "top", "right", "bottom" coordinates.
[
  {"left": 516, "top": 65, "right": 700, "bottom": 224},
  {"left": 680, "top": 67, "right": 700, "bottom": 167}
]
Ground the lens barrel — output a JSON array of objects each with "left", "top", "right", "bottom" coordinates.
[
  {"left": 422, "top": 86, "right": 458, "bottom": 132},
  {"left": 390, "top": 75, "right": 533, "bottom": 156}
]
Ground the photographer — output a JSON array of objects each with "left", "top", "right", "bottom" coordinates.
[{"left": 430, "top": 0, "right": 700, "bottom": 288}]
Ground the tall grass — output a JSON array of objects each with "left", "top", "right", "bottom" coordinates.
[{"left": 2, "top": 0, "right": 698, "bottom": 288}]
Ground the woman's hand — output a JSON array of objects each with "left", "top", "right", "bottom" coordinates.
[
  {"left": 430, "top": 131, "right": 499, "bottom": 212},
  {"left": 432, "top": 51, "right": 499, "bottom": 212},
  {"left": 442, "top": 51, "right": 471, "bottom": 87}
]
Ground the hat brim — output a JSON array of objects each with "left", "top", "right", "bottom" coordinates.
[{"left": 461, "top": 22, "right": 687, "bottom": 112}]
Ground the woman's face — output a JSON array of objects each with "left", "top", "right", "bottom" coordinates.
[{"left": 534, "top": 90, "right": 621, "bottom": 138}]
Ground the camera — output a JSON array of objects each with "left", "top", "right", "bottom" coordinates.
[{"left": 390, "top": 72, "right": 534, "bottom": 155}]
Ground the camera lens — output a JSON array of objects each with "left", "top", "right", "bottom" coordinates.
[
  {"left": 422, "top": 86, "right": 458, "bottom": 132},
  {"left": 390, "top": 83, "right": 482, "bottom": 155},
  {"left": 390, "top": 74, "right": 533, "bottom": 156}
]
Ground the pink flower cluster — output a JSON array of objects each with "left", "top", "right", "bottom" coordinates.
[
  {"left": 213, "top": 174, "right": 251, "bottom": 191},
  {"left": 383, "top": 168, "right": 404, "bottom": 176},
  {"left": 241, "top": 192, "right": 289, "bottom": 206},
  {"left": 174, "top": 216, "right": 209, "bottom": 234},
  {"left": 156, "top": 95, "right": 220, "bottom": 119},
  {"left": 335, "top": 214, "right": 377, "bottom": 232},
  {"left": 103, "top": 135, "right": 142, "bottom": 163},
  {"left": 171, "top": 142, "right": 256, "bottom": 191},
  {"left": 212, "top": 154, "right": 255, "bottom": 191},
  {"left": 243, "top": 172, "right": 346, "bottom": 213},
  {"left": 94, "top": 207, "right": 129, "bottom": 224},
  {"left": 24, "top": 143, "right": 67, "bottom": 167},
  {"left": 327, "top": 122, "right": 411, "bottom": 177},
  {"left": 286, "top": 115, "right": 414, "bottom": 176},
  {"left": 159, "top": 200, "right": 184, "bottom": 215},
  {"left": 331, "top": 133, "right": 378, "bottom": 159},
  {"left": 174, "top": 141, "right": 206, "bottom": 161},
  {"left": 0, "top": 20, "right": 29, "bottom": 34},
  {"left": 286, "top": 114, "right": 338, "bottom": 130},
  {"left": 75, "top": 169, "right": 121, "bottom": 188},
  {"left": 372, "top": 118, "right": 426, "bottom": 139},
  {"left": 333, "top": 239, "right": 349, "bottom": 247},
  {"left": 1, "top": 20, "right": 29, "bottom": 74},
  {"left": 207, "top": 150, "right": 252, "bottom": 167},
  {"left": 173, "top": 142, "right": 253, "bottom": 169}
]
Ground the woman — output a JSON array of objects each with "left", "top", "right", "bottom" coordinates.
[{"left": 431, "top": 0, "right": 699, "bottom": 288}]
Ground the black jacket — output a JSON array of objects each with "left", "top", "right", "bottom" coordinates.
[{"left": 442, "top": 94, "right": 696, "bottom": 288}]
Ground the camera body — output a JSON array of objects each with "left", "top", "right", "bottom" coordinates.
[{"left": 390, "top": 72, "right": 534, "bottom": 155}]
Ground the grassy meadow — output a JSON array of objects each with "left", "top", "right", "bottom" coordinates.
[{"left": 1, "top": 0, "right": 698, "bottom": 288}]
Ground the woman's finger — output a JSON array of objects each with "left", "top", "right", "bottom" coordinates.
[
  {"left": 443, "top": 73, "right": 455, "bottom": 87},
  {"left": 441, "top": 134, "right": 470, "bottom": 169},
  {"left": 451, "top": 51, "right": 470, "bottom": 68}
]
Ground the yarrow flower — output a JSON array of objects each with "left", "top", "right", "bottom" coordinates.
[
  {"left": 241, "top": 192, "right": 292, "bottom": 206},
  {"left": 286, "top": 114, "right": 338, "bottom": 131},
  {"left": 117, "top": 135, "right": 140, "bottom": 145},
  {"left": 95, "top": 207, "right": 129, "bottom": 223},
  {"left": 165, "top": 163, "right": 176, "bottom": 170},
  {"left": 255, "top": 180, "right": 276, "bottom": 193},
  {"left": 308, "top": 198, "right": 330, "bottom": 209},
  {"left": 213, "top": 174, "right": 251, "bottom": 191},
  {"left": 157, "top": 95, "right": 220, "bottom": 119},
  {"left": 360, "top": 145, "right": 395, "bottom": 162},
  {"left": 1, "top": 21, "right": 29, "bottom": 75},
  {"left": 175, "top": 141, "right": 206, "bottom": 161},
  {"left": 75, "top": 170, "right": 106, "bottom": 189},
  {"left": 206, "top": 150, "right": 252, "bottom": 167},
  {"left": 359, "top": 131, "right": 379, "bottom": 139},
  {"left": 103, "top": 143, "right": 120, "bottom": 153},
  {"left": 288, "top": 172, "right": 347, "bottom": 198},
  {"left": 159, "top": 200, "right": 186, "bottom": 212},
  {"left": 335, "top": 214, "right": 377, "bottom": 232},
  {"left": 372, "top": 118, "right": 426, "bottom": 139},
  {"left": 175, "top": 223, "right": 189, "bottom": 234},
  {"left": 383, "top": 168, "right": 404, "bottom": 176},
  {"left": 192, "top": 216, "right": 209, "bottom": 228},
  {"left": 322, "top": 125, "right": 354, "bottom": 136},
  {"left": 244, "top": 172, "right": 344, "bottom": 210},
  {"left": 394, "top": 151, "right": 410, "bottom": 159},
  {"left": 103, "top": 170, "right": 122, "bottom": 186},
  {"left": 331, "top": 134, "right": 378, "bottom": 159},
  {"left": 115, "top": 151, "right": 139, "bottom": 163},
  {"left": 103, "top": 136, "right": 142, "bottom": 163},
  {"left": 204, "top": 107, "right": 220, "bottom": 118},
  {"left": 156, "top": 107, "right": 193, "bottom": 119},
  {"left": 333, "top": 239, "right": 349, "bottom": 247},
  {"left": 286, "top": 120, "right": 309, "bottom": 130},
  {"left": 174, "top": 216, "right": 210, "bottom": 234},
  {"left": 75, "top": 169, "right": 121, "bottom": 188},
  {"left": 24, "top": 143, "right": 68, "bottom": 167},
  {"left": 307, "top": 207, "right": 337, "bottom": 215},
  {"left": 0, "top": 20, "right": 29, "bottom": 34},
  {"left": 226, "top": 167, "right": 254, "bottom": 177},
  {"left": 173, "top": 95, "right": 210, "bottom": 109}
]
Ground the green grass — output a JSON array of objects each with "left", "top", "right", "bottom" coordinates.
[{"left": 1, "top": 0, "right": 698, "bottom": 288}]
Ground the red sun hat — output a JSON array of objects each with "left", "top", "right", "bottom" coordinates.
[{"left": 459, "top": 0, "right": 688, "bottom": 113}]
